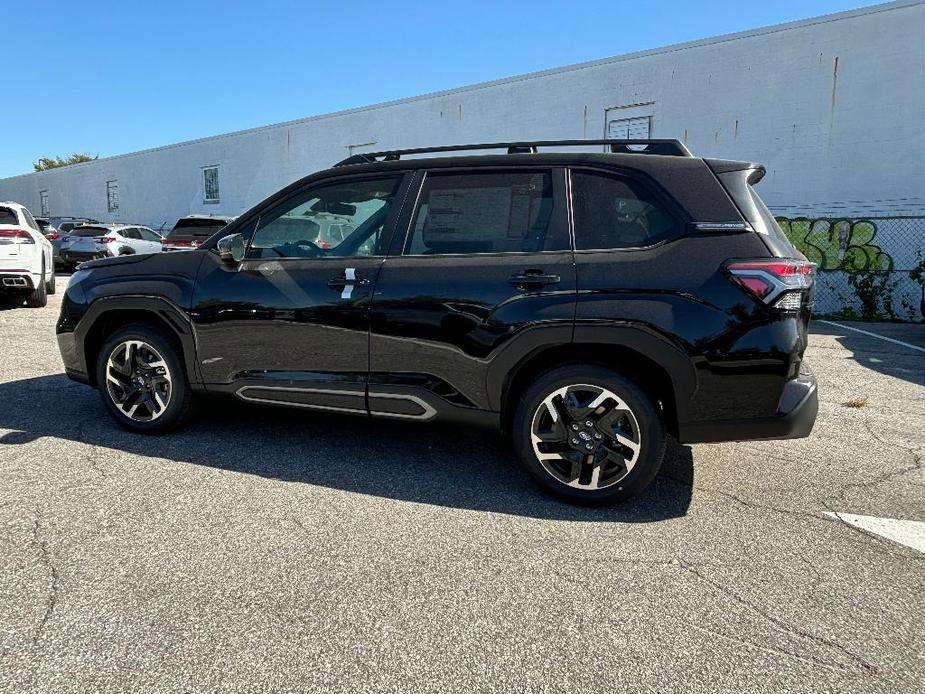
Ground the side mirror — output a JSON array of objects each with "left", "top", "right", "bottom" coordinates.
[{"left": 216, "top": 233, "right": 245, "bottom": 264}]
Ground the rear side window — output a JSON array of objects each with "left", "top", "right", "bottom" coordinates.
[
  {"left": 748, "top": 185, "right": 799, "bottom": 256},
  {"left": 21, "top": 207, "right": 38, "bottom": 230},
  {"left": 571, "top": 171, "right": 681, "bottom": 250},
  {"left": 138, "top": 228, "right": 162, "bottom": 241},
  {"left": 0, "top": 207, "right": 17, "bottom": 225},
  {"left": 406, "top": 171, "right": 562, "bottom": 255},
  {"left": 122, "top": 228, "right": 141, "bottom": 239}
]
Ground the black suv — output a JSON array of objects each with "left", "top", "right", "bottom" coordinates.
[{"left": 56, "top": 139, "right": 817, "bottom": 503}]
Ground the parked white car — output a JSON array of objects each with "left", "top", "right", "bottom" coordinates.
[
  {"left": 0, "top": 201, "right": 55, "bottom": 308},
  {"left": 59, "top": 224, "right": 164, "bottom": 268}
]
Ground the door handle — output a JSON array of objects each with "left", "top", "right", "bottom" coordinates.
[
  {"left": 327, "top": 267, "right": 371, "bottom": 289},
  {"left": 328, "top": 268, "right": 370, "bottom": 299},
  {"left": 327, "top": 276, "right": 370, "bottom": 288},
  {"left": 508, "top": 272, "right": 560, "bottom": 287}
]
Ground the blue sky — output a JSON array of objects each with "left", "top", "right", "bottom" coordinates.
[{"left": 3, "top": 0, "right": 870, "bottom": 178}]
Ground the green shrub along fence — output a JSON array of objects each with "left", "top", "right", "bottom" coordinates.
[{"left": 774, "top": 215, "right": 925, "bottom": 322}]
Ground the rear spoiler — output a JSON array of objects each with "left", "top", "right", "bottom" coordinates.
[{"left": 705, "top": 158, "right": 766, "bottom": 184}]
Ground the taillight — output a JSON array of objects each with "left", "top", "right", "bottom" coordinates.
[
  {"left": 163, "top": 239, "right": 202, "bottom": 248},
  {"left": 0, "top": 228, "right": 35, "bottom": 243},
  {"left": 46, "top": 232, "right": 61, "bottom": 240},
  {"left": 727, "top": 259, "right": 815, "bottom": 311},
  {"left": 97, "top": 236, "right": 116, "bottom": 243}
]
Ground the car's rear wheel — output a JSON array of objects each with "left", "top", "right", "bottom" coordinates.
[
  {"left": 46, "top": 265, "right": 56, "bottom": 295},
  {"left": 513, "top": 365, "right": 666, "bottom": 504},
  {"left": 95, "top": 324, "right": 193, "bottom": 433},
  {"left": 25, "top": 261, "right": 48, "bottom": 308}
]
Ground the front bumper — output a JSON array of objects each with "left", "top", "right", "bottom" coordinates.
[{"left": 679, "top": 364, "right": 818, "bottom": 443}]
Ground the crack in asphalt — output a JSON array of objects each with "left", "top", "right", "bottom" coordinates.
[
  {"left": 677, "top": 561, "right": 878, "bottom": 676},
  {"left": 682, "top": 621, "right": 854, "bottom": 674},
  {"left": 30, "top": 517, "right": 60, "bottom": 644},
  {"left": 662, "top": 474, "right": 823, "bottom": 523}
]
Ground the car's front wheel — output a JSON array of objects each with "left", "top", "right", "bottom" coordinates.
[
  {"left": 95, "top": 324, "right": 193, "bottom": 433},
  {"left": 513, "top": 365, "right": 667, "bottom": 504}
]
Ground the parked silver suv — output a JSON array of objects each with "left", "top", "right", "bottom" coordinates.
[{"left": 59, "top": 224, "right": 163, "bottom": 267}]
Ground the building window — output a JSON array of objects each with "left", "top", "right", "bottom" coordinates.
[
  {"left": 606, "top": 115, "right": 651, "bottom": 140},
  {"left": 203, "top": 166, "right": 220, "bottom": 204},
  {"left": 39, "top": 190, "right": 49, "bottom": 216},
  {"left": 106, "top": 180, "right": 119, "bottom": 213}
]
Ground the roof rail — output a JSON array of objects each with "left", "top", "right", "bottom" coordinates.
[{"left": 335, "top": 139, "right": 692, "bottom": 166}]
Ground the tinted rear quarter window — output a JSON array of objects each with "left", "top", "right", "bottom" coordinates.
[
  {"left": 571, "top": 171, "right": 681, "bottom": 250},
  {"left": 748, "top": 185, "right": 801, "bottom": 258},
  {"left": 407, "top": 171, "right": 561, "bottom": 254}
]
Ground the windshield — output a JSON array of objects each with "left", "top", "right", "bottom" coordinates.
[{"left": 168, "top": 218, "right": 229, "bottom": 238}]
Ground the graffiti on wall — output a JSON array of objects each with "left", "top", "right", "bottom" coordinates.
[{"left": 776, "top": 217, "right": 894, "bottom": 272}]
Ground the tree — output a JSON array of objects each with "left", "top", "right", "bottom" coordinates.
[{"left": 33, "top": 153, "right": 98, "bottom": 171}]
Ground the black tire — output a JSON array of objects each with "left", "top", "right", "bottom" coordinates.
[
  {"left": 25, "top": 261, "right": 48, "bottom": 308},
  {"left": 512, "top": 364, "right": 667, "bottom": 504},
  {"left": 95, "top": 323, "right": 194, "bottom": 433},
  {"left": 46, "top": 265, "right": 56, "bottom": 295},
  {"left": 0, "top": 294, "right": 23, "bottom": 309}
]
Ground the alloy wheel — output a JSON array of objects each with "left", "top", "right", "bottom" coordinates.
[
  {"left": 105, "top": 340, "right": 172, "bottom": 422},
  {"left": 530, "top": 383, "right": 642, "bottom": 490}
]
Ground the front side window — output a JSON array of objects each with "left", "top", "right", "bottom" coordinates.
[
  {"left": 406, "top": 171, "right": 559, "bottom": 255},
  {"left": 106, "top": 180, "right": 119, "bottom": 212},
  {"left": 203, "top": 166, "right": 220, "bottom": 203},
  {"left": 247, "top": 176, "right": 402, "bottom": 259},
  {"left": 571, "top": 171, "right": 681, "bottom": 250}
]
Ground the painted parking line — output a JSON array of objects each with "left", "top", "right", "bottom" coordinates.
[
  {"left": 816, "top": 320, "right": 925, "bottom": 354},
  {"left": 826, "top": 513, "right": 925, "bottom": 554}
]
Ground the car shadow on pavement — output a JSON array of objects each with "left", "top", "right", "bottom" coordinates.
[
  {"left": 811, "top": 321, "right": 925, "bottom": 388},
  {"left": 0, "top": 374, "right": 693, "bottom": 523}
]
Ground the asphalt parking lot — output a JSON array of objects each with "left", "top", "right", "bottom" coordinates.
[{"left": 1, "top": 279, "right": 922, "bottom": 694}]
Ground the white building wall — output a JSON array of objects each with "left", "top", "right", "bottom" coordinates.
[{"left": 1, "top": 0, "right": 923, "bottom": 227}]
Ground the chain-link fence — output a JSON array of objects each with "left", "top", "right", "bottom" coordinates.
[{"left": 771, "top": 214, "right": 925, "bottom": 322}]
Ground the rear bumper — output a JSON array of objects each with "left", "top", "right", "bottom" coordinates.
[
  {"left": 679, "top": 364, "right": 818, "bottom": 443},
  {"left": 0, "top": 272, "right": 36, "bottom": 292},
  {"left": 61, "top": 250, "right": 111, "bottom": 264}
]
